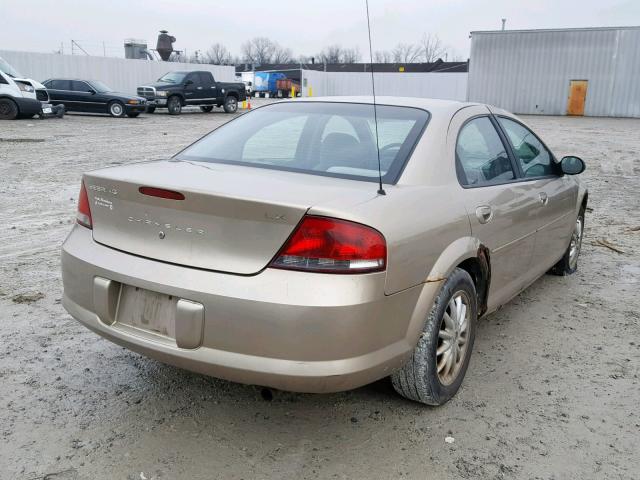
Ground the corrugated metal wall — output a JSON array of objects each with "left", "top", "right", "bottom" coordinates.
[
  {"left": 467, "top": 27, "right": 640, "bottom": 117},
  {"left": 301, "top": 70, "right": 468, "bottom": 100},
  {"left": 0, "top": 50, "right": 236, "bottom": 95}
]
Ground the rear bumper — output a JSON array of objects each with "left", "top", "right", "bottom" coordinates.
[{"left": 61, "top": 226, "right": 442, "bottom": 392}]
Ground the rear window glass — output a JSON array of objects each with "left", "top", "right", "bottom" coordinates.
[
  {"left": 176, "top": 102, "right": 429, "bottom": 184},
  {"left": 47, "top": 79, "right": 71, "bottom": 90}
]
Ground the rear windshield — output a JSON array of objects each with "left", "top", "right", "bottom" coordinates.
[{"left": 175, "top": 102, "right": 430, "bottom": 184}]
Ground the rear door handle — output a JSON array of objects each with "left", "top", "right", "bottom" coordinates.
[
  {"left": 196, "top": 86, "right": 203, "bottom": 90},
  {"left": 475, "top": 205, "right": 493, "bottom": 224},
  {"left": 539, "top": 192, "right": 548, "bottom": 205}
]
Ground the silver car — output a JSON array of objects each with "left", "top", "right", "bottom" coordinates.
[{"left": 61, "top": 97, "right": 587, "bottom": 405}]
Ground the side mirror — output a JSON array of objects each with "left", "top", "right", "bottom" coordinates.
[
  {"left": 185, "top": 79, "right": 193, "bottom": 86},
  {"left": 87, "top": 89, "right": 96, "bottom": 94},
  {"left": 560, "top": 156, "right": 585, "bottom": 175}
]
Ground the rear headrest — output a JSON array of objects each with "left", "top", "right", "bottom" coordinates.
[{"left": 319, "top": 133, "right": 364, "bottom": 169}]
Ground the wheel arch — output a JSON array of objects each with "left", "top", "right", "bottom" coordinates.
[
  {"left": 0, "top": 95, "right": 20, "bottom": 109},
  {"left": 0, "top": 96, "right": 20, "bottom": 119},
  {"left": 425, "top": 236, "right": 491, "bottom": 317},
  {"left": 168, "top": 93, "right": 185, "bottom": 105},
  {"left": 580, "top": 190, "right": 588, "bottom": 211}
]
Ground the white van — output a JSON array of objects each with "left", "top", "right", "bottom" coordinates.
[{"left": 0, "top": 57, "right": 43, "bottom": 120}]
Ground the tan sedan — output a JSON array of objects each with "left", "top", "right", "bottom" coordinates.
[{"left": 61, "top": 97, "right": 587, "bottom": 405}]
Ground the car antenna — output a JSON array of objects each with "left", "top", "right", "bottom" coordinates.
[{"left": 365, "top": 0, "right": 386, "bottom": 196}]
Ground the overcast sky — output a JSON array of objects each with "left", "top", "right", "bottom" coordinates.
[{"left": 2, "top": 0, "right": 639, "bottom": 60}]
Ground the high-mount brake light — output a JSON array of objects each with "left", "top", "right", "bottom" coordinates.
[
  {"left": 270, "top": 216, "right": 386, "bottom": 274},
  {"left": 76, "top": 182, "right": 92, "bottom": 229},
  {"left": 139, "top": 186, "right": 185, "bottom": 200}
]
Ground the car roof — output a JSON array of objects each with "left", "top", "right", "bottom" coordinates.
[{"left": 280, "top": 96, "right": 484, "bottom": 116}]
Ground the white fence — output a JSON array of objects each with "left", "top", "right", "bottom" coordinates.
[
  {"left": 0, "top": 50, "right": 236, "bottom": 95},
  {"left": 301, "top": 70, "right": 468, "bottom": 100}
]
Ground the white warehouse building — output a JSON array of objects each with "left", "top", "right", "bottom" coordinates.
[{"left": 467, "top": 26, "right": 640, "bottom": 118}]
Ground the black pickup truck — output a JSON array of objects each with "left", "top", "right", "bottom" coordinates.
[{"left": 137, "top": 71, "right": 246, "bottom": 115}]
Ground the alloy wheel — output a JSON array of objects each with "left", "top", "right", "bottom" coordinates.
[
  {"left": 436, "top": 291, "right": 471, "bottom": 385},
  {"left": 110, "top": 103, "right": 123, "bottom": 116},
  {"left": 569, "top": 216, "right": 583, "bottom": 270}
]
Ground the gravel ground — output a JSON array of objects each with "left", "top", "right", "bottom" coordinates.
[{"left": 0, "top": 105, "right": 639, "bottom": 480}]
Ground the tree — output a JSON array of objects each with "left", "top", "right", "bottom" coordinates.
[
  {"left": 391, "top": 43, "right": 422, "bottom": 63},
  {"left": 204, "top": 43, "right": 232, "bottom": 65},
  {"left": 418, "top": 33, "right": 447, "bottom": 63},
  {"left": 317, "top": 45, "right": 362, "bottom": 63},
  {"left": 318, "top": 45, "right": 344, "bottom": 63},
  {"left": 241, "top": 37, "right": 277, "bottom": 65},
  {"left": 272, "top": 45, "right": 294, "bottom": 64},
  {"left": 341, "top": 47, "right": 361, "bottom": 63},
  {"left": 373, "top": 50, "right": 393, "bottom": 63}
]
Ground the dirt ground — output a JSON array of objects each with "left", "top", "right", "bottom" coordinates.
[{"left": 1, "top": 104, "right": 638, "bottom": 480}]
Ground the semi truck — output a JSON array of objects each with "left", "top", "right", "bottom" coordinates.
[{"left": 253, "top": 72, "right": 286, "bottom": 98}]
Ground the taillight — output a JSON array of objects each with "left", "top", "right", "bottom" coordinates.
[
  {"left": 77, "top": 182, "right": 92, "bottom": 229},
  {"left": 270, "top": 216, "right": 386, "bottom": 274}
]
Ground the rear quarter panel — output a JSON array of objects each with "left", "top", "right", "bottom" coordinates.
[{"left": 309, "top": 108, "right": 474, "bottom": 294}]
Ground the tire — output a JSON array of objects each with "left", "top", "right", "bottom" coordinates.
[
  {"left": 167, "top": 96, "right": 182, "bottom": 115},
  {"left": 127, "top": 112, "right": 140, "bottom": 118},
  {"left": 108, "top": 101, "right": 125, "bottom": 118},
  {"left": 550, "top": 208, "right": 585, "bottom": 276},
  {"left": 0, "top": 98, "right": 19, "bottom": 120},
  {"left": 223, "top": 96, "right": 238, "bottom": 113},
  {"left": 146, "top": 106, "right": 156, "bottom": 114},
  {"left": 200, "top": 105, "right": 214, "bottom": 113},
  {"left": 391, "top": 267, "right": 477, "bottom": 405}
]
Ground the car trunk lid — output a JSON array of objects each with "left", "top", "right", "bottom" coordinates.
[{"left": 85, "top": 160, "right": 377, "bottom": 274}]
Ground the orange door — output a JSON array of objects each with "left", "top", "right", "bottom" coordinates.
[{"left": 567, "top": 80, "right": 588, "bottom": 116}]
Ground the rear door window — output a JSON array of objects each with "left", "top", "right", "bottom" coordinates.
[
  {"left": 456, "top": 117, "right": 515, "bottom": 186},
  {"left": 48, "top": 79, "right": 71, "bottom": 90},
  {"left": 199, "top": 72, "right": 213, "bottom": 86},
  {"left": 497, "top": 117, "right": 556, "bottom": 178}
]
